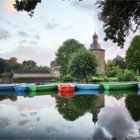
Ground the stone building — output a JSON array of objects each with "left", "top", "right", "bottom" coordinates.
[{"left": 90, "top": 33, "right": 105, "bottom": 74}]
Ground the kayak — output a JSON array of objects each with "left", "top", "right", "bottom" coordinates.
[
  {"left": 0, "top": 84, "right": 18, "bottom": 91},
  {"left": 28, "top": 83, "right": 57, "bottom": 92},
  {"left": 58, "top": 91, "right": 75, "bottom": 97},
  {"left": 0, "top": 91, "right": 27, "bottom": 96},
  {"left": 138, "top": 83, "right": 140, "bottom": 89},
  {"left": 14, "top": 84, "right": 33, "bottom": 92},
  {"left": 104, "top": 89, "right": 137, "bottom": 95},
  {"left": 75, "top": 90, "right": 99, "bottom": 95},
  {"left": 102, "top": 82, "right": 138, "bottom": 90},
  {"left": 58, "top": 83, "right": 74, "bottom": 92},
  {"left": 74, "top": 84, "right": 100, "bottom": 90}
]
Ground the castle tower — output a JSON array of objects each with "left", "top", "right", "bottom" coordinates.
[{"left": 90, "top": 33, "right": 105, "bottom": 74}]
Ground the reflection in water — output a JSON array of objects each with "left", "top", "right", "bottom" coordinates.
[
  {"left": 0, "top": 90, "right": 140, "bottom": 139},
  {"left": 125, "top": 94, "right": 140, "bottom": 121}
]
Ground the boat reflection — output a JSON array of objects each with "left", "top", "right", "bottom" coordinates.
[
  {"left": 75, "top": 90, "right": 100, "bottom": 95},
  {"left": 58, "top": 91, "right": 75, "bottom": 97}
]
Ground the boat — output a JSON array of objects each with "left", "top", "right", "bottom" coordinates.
[
  {"left": 138, "top": 90, "right": 140, "bottom": 95},
  {"left": 14, "top": 84, "right": 33, "bottom": 92},
  {"left": 104, "top": 89, "right": 137, "bottom": 95},
  {"left": 75, "top": 90, "right": 99, "bottom": 95},
  {"left": 0, "top": 84, "right": 18, "bottom": 91},
  {"left": 0, "top": 91, "right": 27, "bottom": 96},
  {"left": 102, "top": 82, "right": 138, "bottom": 90},
  {"left": 138, "top": 83, "right": 140, "bottom": 89},
  {"left": 58, "top": 91, "right": 75, "bottom": 97},
  {"left": 58, "top": 83, "right": 74, "bottom": 92},
  {"left": 28, "top": 83, "right": 57, "bottom": 92},
  {"left": 74, "top": 84, "right": 100, "bottom": 90}
]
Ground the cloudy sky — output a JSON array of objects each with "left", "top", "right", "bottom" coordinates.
[{"left": 0, "top": 0, "right": 137, "bottom": 66}]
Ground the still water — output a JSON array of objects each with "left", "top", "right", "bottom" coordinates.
[{"left": 0, "top": 90, "right": 140, "bottom": 139}]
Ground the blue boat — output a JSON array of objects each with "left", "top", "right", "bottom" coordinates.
[
  {"left": 75, "top": 90, "right": 99, "bottom": 95},
  {"left": 138, "top": 83, "right": 140, "bottom": 89},
  {"left": 0, "top": 84, "right": 17, "bottom": 91},
  {"left": 14, "top": 84, "right": 33, "bottom": 92},
  {"left": 74, "top": 84, "right": 100, "bottom": 90},
  {"left": 137, "top": 90, "right": 140, "bottom": 95},
  {"left": 0, "top": 91, "right": 27, "bottom": 96}
]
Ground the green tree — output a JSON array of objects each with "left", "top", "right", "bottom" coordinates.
[
  {"left": 126, "top": 35, "right": 140, "bottom": 75},
  {"left": 55, "top": 39, "right": 85, "bottom": 76},
  {"left": 22, "top": 60, "right": 37, "bottom": 67},
  {"left": 97, "top": 1, "right": 140, "bottom": 47},
  {"left": 0, "top": 58, "right": 6, "bottom": 74},
  {"left": 9, "top": 57, "right": 18, "bottom": 65},
  {"left": 13, "top": 0, "right": 41, "bottom": 17},
  {"left": 68, "top": 49, "right": 97, "bottom": 83},
  {"left": 113, "top": 55, "right": 126, "bottom": 69},
  {"left": 105, "top": 60, "right": 122, "bottom": 77},
  {"left": 125, "top": 94, "right": 140, "bottom": 121}
]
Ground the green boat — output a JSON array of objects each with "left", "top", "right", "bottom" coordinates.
[
  {"left": 104, "top": 89, "right": 137, "bottom": 95},
  {"left": 28, "top": 84, "right": 57, "bottom": 92},
  {"left": 102, "top": 82, "right": 138, "bottom": 90}
]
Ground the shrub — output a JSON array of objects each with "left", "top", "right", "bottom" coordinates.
[
  {"left": 117, "top": 69, "right": 136, "bottom": 81},
  {"left": 62, "top": 75, "right": 74, "bottom": 82}
]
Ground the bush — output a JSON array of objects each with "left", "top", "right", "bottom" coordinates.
[
  {"left": 117, "top": 69, "right": 136, "bottom": 81},
  {"left": 62, "top": 75, "right": 74, "bottom": 82}
]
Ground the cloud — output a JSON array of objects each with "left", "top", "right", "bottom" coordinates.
[
  {"left": 0, "top": 28, "right": 10, "bottom": 40},
  {"left": 46, "top": 23, "right": 58, "bottom": 29},
  {"left": 30, "top": 41, "right": 37, "bottom": 45},
  {"left": 71, "top": 0, "right": 97, "bottom": 11},
  {"left": 20, "top": 113, "right": 28, "bottom": 117},
  {"left": 18, "top": 120, "right": 29, "bottom": 126},
  {"left": 97, "top": 97, "right": 135, "bottom": 138},
  {"left": 61, "top": 26, "right": 72, "bottom": 31},
  {"left": 93, "top": 127, "right": 109, "bottom": 139},
  {"left": 30, "top": 112, "right": 37, "bottom": 116},
  {"left": 0, "top": 117, "right": 11, "bottom": 127},
  {"left": 18, "top": 31, "right": 29, "bottom": 37}
]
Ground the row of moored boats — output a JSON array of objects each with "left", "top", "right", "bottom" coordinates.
[{"left": 0, "top": 82, "right": 140, "bottom": 92}]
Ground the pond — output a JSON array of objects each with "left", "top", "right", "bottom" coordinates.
[{"left": 0, "top": 90, "right": 140, "bottom": 139}]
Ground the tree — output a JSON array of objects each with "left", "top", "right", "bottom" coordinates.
[
  {"left": 0, "top": 58, "right": 6, "bottom": 74},
  {"left": 13, "top": 0, "right": 41, "bottom": 17},
  {"left": 97, "top": 1, "right": 140, "bottom": 47},
  {"left": 55, "top": 39, "right": 85, "bottom": 76},
  {"left": 68, "top": 49, "right": 97, "bottom": 82},
  {"left": 113, "top": 55, "right": 126, "bottom": 69},
  {"left": 9, "top": 57, "right": 18, "bottom": 65},
  {"left": 125, "top": 94, "right": 140, "bottom": 121},
  {"left": 22, "top": 60, "right": 37, "bottom": 66},
  {"left": 126, "top": 35, "right": 140, "bottom": 75}
]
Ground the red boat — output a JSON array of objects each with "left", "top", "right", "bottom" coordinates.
[
  {"left": 58, "top": 91, "right": 75, "bottom": 97},
  {"left": 58, "top": 83, "right": 75, "bottom": 92}
]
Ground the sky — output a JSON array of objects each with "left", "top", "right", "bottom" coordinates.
[{"left": 0, "top": 0, "right": 137, "bottom": 66}]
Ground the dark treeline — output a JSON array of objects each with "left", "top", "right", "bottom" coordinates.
[{"left": 0, "top": 57, "right": 50, "bottom": 77}]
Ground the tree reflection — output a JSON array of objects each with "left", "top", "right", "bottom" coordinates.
[
  {"left": 54, "top": 95, "right": 100, "bottom": 121},
  {"left": 0, "top": 95, "right": 17, "bottom": 101},
  {"left": 125, "top": 94, "right": 140, "bottom": 121}
]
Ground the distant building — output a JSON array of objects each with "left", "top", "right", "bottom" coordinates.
[
  {"left": 90, "top": 33, "right": 105, "bottom": 74},
  {"left": 50, "top": 60, "right": 60, "bottom": 77},
  {"left": 13, "top": 70, "right": 57, "bottom": 83}
]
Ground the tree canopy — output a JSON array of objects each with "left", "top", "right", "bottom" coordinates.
[
  {"left": 126, "top": 35, "right": 140, "bottom": 74},
  {"left": 97, "top": 0, "right": 140, "bottom": 47},
  {"left": 68, "top": 49, "right": 97, "bottom": 82},
  {"left": 55, "top": 39, "right": 85, "bottom": 76}
]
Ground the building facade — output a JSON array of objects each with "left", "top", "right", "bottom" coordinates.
[{"left": 90, "top": 33, "right": 105, "bottom": 74}]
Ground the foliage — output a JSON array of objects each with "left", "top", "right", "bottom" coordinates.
[
  {"left": 92, "top": 76, "right": 118, "bottom": 82},
  {"left": 54, "top": 95, "right": 98, "bottom": 121},
  {"left": 126, "top": 35, "right": 140, "bottom": 74},
  {"left": 136, "top": 76, "right": 140, "bottom": 82},
  {"left": 125, "top": 94, "right": 140, "bottom": 121},
  {"left": 62, "top": 75, "right": 74, "bottom": 82},
  {"left": 22, "top": 60, "right": 37, "bottom": 67},
  {"left": 113, "top": 55, "right": 126, "bottom": 69},
  {"left": 0, "top": 58, "right": 5, "bottom": 74},
  {"left": 117, "top": 69, "right": 136, "bottom": 81},
  {"left": 105, "top": 60, "right": 122, "bottom": 77},
  {"left": 55, "top": 39, "right": 85, "bottom": 76},
  {"left": 68, "top": 49, "right": 98, "bottom": 83},
  {"left": 13, "top": 0, "right": 41, "bottom": 17},
  {"left": 97, "top": 1, "right": 140, "bottom": 47},
  {"left": 0, "top": 72, "right": 10, "bottom": 78}
]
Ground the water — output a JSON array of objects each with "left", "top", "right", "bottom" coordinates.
[{"left": 0, "top": 90, "right": 140, "bottom": 139}]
